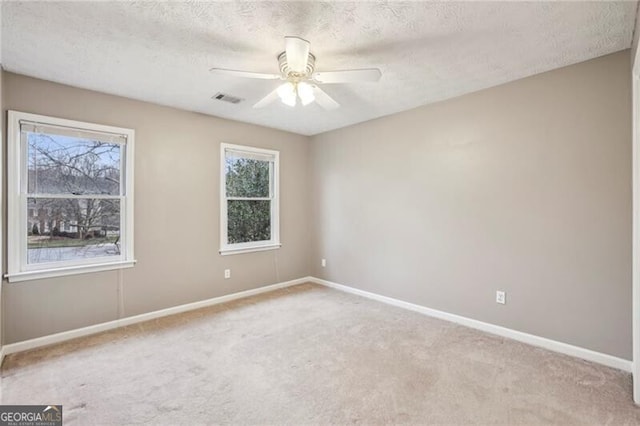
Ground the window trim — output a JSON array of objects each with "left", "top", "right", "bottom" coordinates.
[
  {"left": 6, "top": 111, "right": 136, "bottom": 282},
  {"left": 219, "top": 143, "right": 280, "bottom": 256}
]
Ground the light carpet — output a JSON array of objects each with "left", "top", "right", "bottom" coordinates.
[{"left": 2, "top": 283, "right": 639, "bottom": 425}]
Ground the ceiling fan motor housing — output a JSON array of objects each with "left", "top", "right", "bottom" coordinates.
[{"left": 278, "top": 51, "right": 316, "bottom": 79}]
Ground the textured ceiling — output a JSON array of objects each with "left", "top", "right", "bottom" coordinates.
[{"left": 2, "top": 1, "right": 637, "bottom": 136}]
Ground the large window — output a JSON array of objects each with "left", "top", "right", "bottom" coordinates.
[
  {"left": 7, "top": 111, "right": 135, "bottom": 282},
  {"left": 220, "top": 143, "right": 280, "bottom": 255}
]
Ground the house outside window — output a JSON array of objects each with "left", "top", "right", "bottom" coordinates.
[
  {"left": 7, "top": 111, "right": 135, "bottom": 282},
  {"left": 220, "top": 143, "right": 280, "bottom": 255}
]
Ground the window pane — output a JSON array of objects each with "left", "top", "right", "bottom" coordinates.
[
  {"left": 225, "top": 154, "right": 270, "bottom": 198},
  {"left": 227, "top": 200, "right": 271, "bottom": 243},
  {"left": 27, "top": 132, "right": 121, "bottom": 195},
  {"left": 27, "top": 198, "right": 121, "bottom": 264}
]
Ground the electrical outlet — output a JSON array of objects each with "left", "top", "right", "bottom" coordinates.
[
  {"left": 496, "top": 290, "right": 506, "bottom": 305},
  {"left": 321, "top": 259, "right": 326, "bottom": 268},
  {"left": 224, "top": 269, "right": 231, "bottom": 279}
]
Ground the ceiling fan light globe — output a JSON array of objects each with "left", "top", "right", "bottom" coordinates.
[
  {"left": 300, "top": 96, "right": 314, "bottom": 106},
  {"left": 297, "top": 82, "right": 315, "bottom": 106},
  {"left": 281, "top": 93, "right": 297, "bottom": 107},
  {"left": 277, "top": 82, "right": 295, "bottom": 100}
]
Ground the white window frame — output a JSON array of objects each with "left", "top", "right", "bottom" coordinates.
[
  {"left": 220, "top": 143, "right": 280, "bottom": 255},
  {"left": 6, "top": 111, "right": 136, "bottom": 282}
]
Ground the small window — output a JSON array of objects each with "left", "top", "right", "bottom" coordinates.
[
  {"left": 7, "top": 111, "right": 135, "bottom": 282},
  {"left": 220, "top": 143, "right": 280, "bottom": 255}
]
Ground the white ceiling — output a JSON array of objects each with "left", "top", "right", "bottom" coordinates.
[{"left": 2, "top": 1, "right": 637, "bottom": 136}]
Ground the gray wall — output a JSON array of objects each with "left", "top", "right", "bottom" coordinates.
[
  {"left": 310, "top": 51, "right": 632, "bottom": 359},
  {"left": 2, "top": 50, "right": 633, "bottom": 360},
  {"left": 2, "top": 72, "right": 311, "bottom": 344}
]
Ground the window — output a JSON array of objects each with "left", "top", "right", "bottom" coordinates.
[
  {"left": 7, "top": 111, "right": 135, "bottom": 282},
  {"left": 220, "top": 143, "right": 280, "bottom": 255}
]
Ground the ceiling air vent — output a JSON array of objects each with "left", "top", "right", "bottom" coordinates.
[{"left": 212, "top": 92, "right": 243, "bottom": 104}]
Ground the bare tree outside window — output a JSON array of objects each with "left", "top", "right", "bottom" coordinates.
[
  {"left": 7, "top": 111, "right": 134, "bottom": 282},
  {"left": 27, "top": 132, "right": 122, "bottom": 264}
]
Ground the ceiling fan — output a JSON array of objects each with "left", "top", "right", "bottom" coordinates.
[{"left": 210, "top": 36, "right": 382, "bottom": 110}]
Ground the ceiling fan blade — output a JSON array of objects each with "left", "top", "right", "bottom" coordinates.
[
  {"left": 313, "top": 87, "right": 340, "bottom": 110},
  {"left": 210, "top": 68, "right": 280, "bottom": 80},
  {"left": 285, "top": 36, "right": 310, "bottom": 73},
  {"left": 253, "top": 87, "right": 281, "bottom": 109},
  {"left": 313, "top": 68, "right": 382, "bottom": 84}
]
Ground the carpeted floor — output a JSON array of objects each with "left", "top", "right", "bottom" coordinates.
[{"left": 2, "top": 283, "right": 640, "bottom": 425}]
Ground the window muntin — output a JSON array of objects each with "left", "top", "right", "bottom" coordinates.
[
  {"left": 220, "top": 144, "right": 280, "bottom": 254},
  {"left": 7, "top": 111, "right": 135, "bottom": 281}
]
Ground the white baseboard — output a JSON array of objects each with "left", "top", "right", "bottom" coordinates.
[
  {"left": 2, "top": 277, "right": 308, "bottom": 357},
  {"left": 0, "top": 347, "right": 5, "bottom": 367},
  {"left": 309, "top": 276, "right": 633, "bottom": 373}
]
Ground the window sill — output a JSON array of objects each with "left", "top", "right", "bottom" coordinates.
[
  {"left": 5, "top": 260, "right": 137, "bottom": 282},
  {"left": 219, "top": 244, "right": 281, "bottom": 256}
]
